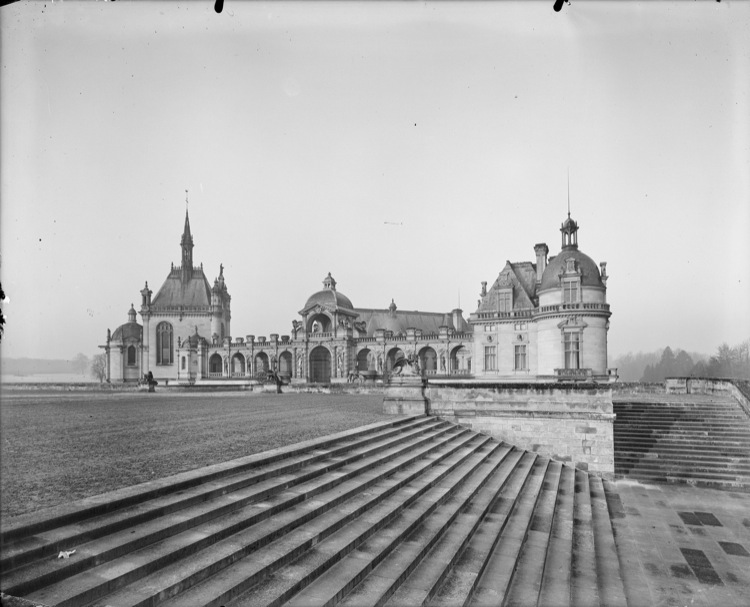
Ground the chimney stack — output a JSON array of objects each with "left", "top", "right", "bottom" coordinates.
[{"left": 534, "top": 243, "right": 549, "bottom": 283}]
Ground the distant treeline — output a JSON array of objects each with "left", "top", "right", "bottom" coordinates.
[
  {"left": 2, "top": 354, "right": 90, "bottom": 376},
  {"left": 611, "top": 339, "right": 750, "bottom": 383}
]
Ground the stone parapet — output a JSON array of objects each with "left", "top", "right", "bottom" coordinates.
[
  {"left": 425, "top": 382, "right": 615, "bottom": 478},
  {"left": 666, "top": 377, "right": 750, "bottom": 418}
]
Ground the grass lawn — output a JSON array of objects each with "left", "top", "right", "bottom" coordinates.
[{"left": 0, "top": 389, "right": 386, "bottom": 519}]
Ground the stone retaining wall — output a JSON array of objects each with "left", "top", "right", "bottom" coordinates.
[{"left": 425, "top": 382, "right": 615, "bottom": 478}]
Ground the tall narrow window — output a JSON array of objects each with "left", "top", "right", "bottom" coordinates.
[
  {"left": 563, "top": 279, "right": 580, "bottom": 304},
  {"left": 484, "top": 346, "right": 497, "bottom": 371},
  {"left": 156, "top": 322, "right": 173, "bottom": 365},
  {"left": 498, "top": 290, "right": 512, "bottom": 313},
  {"left": 564, "top": 332, "right": 580, "bottom": 369},
  {"left": 514, "top": 344, "right": 527, "bottom": 371},
  {"left": 127, "top": 345, "right": 136, "bottom": 366}
]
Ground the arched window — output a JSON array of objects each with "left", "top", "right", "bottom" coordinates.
[
  {"left": 156, "top": 322, "right": 173, "bottom": 365},
  {"left": 127, "top": 345, "right": 136, "bottom": 366}
]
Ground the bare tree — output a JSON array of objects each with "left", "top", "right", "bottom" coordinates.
[
  {"left": 91, "top": 353, "right": 107, "bottom": 383},
  {"left": 73, "top": 353, "right": 89, "bottom": 375}
]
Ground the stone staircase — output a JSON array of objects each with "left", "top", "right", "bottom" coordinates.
[
  {"left": 1, "top": 415, "right": 630, "bottom": 607},
  {"left": 613, "top": 394, "right": 750, "bottom": 491}
]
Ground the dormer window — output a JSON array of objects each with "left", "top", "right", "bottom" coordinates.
[
  {"left": 498, "top": 289, "right": 512, "bottom": 313},
  {"left": 562, "top": 279, "right": 580, "bottom": 304}
]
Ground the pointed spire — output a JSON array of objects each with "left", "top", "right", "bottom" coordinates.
[
  {"left": 180, "top": 192, "right": 194, "bottom": 281},
  {"left": 561, "top": 170, "right": 579, "bottom": 250}
]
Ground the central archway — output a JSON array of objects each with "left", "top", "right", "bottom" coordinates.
[
  {"left": 231, "top": 353, "right": 246, "bottom": 377},
  {"left": 309, "top": 346, "right": 331, "bottom": 383},
  {"left": 386, "top": 348, "right": 405, "bottom": 374}
]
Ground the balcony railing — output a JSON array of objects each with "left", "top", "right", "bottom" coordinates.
[{"left": 554, "top": 368, "right": 593, "bottom": 380}]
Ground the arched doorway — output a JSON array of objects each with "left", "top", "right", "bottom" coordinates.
[
  {"left": 209, "top": 353, "right": 223, "bottom": 376},
  {"left": 255, "top": 352, "right": 269, "bottom": 378},
  {"left": 309, "top": 346, "right": 331, "bottom": 383},
  {"left": 419, "top": 347, "right": 437, "bottom": 374},
  {"left": 231, "top": 353, "right": 245, "bottom": 377},
  {"left": 357, "top": 348, "right": 372, "bottom": 372},
  {"left": 279, "top": 351, "right": 293, "bottom": 378}
]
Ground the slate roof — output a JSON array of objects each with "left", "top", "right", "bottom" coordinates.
[
  {"left": 111, "top": 322, "right": 142, "bottom": 342},
  {"left": 151, "top": 268, "right": 213, "bottom": 309},
  {"left": 539, "top": 248, "right": 604, "bottom": 292},
  {"left": 477, "top": 260, "right": 538, "bottom": 314},
  {"left": 352, "top": 308, "right": 469, "bottom": 337}
]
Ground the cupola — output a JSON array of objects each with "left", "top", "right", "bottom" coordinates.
[{"left": 560, "top": 213, "right": 579, "bottom": 250}]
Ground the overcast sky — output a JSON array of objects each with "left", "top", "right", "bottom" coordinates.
[{"left": 1, "top": 0, "right": 748, "bottom": 363}]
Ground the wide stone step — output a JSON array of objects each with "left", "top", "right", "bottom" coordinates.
[
  {"left": 536, "top": 462, "right": 575, "bottom": 607},
  {"left": 616, "top": 471, "right": 750, "bottom": 491},
  {"left": 282, "top": 445, "right": 524, "bottom": 607},
  {"left": 614, "top": 437, "right": 750, "bottom": 450},
  {"left": 428, "top": 451, "right": 540, "bottom": 606},
  {"left": 337, "top": 450, "right": 528, "bottom": 606},
  {"left": 614, "top": 417, "right": 750, "bottom": 425},
  {"left": 1, "top": 416, "right": 439, "bottom": 574},
  {"left": 616, "top": 425, "right": 749, "bottom": 432},
  {"left": 618, "top": 466, "right": 750, "bottom": 484},
  {"left": 0, "top": 416, "right": 427, "bottom": 547},
  {"left": 465, "top": 456, "right": 550, "bottom": 606},
  {"left": 616, "top": 453, "right": 750, "bottom": 469},
  {"left": 2, "top": 419, "right": 455, "bottom": 600},
  {"left": 26, "top": 426, "right": 478, "bottom": 607},
  {"left": 163, "top": 436, "right": 506, "bottom": 606},
  {"left": 589, "top": 475, "right": 628, "bottom": 607},
  {"left": 614, "top": 434, "right": 750, "bottom": 447},
  {"left": 502, "top": 460, "right": 563, "bottom": 607}
]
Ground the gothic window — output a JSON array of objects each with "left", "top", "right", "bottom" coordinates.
[
  {"left": 156, "top": 322, "right": 173, "bottom": 365},
  {"left": 484, "top": 346, "right": 497, "bottom": 371},
  {"left": 514, "top": 344, "right": 527, "bottom": 371},
  {"left": 127, "top": 345, "right": 136, "bottom": 366},
  {"left": 562, "top": 279, "right": 580, "bottom": 304},
  {"left": 181, "top": 356, "right": 186, "bottom": 370},
  {"left": 564, "top": 332, "right": 581, "bottom": 369}
]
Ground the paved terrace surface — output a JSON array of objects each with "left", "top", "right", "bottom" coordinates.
[{"left": 608, "top": 479, "right": 750, "bottom": 607}]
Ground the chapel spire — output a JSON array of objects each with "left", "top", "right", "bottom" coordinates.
[{"left": 180, "top": 190, "right": 194, "bottom": 281}]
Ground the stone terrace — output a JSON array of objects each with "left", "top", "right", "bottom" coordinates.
[{"left": 2, "top": 391, "right": 750, "bottom": 606}]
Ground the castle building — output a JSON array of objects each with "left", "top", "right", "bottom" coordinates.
[
  {"left": 103, "top": 207, "right": 612, "bottom": 385},
  {"left": 470, "top": 213, "right": 612, "bottom": 381}
]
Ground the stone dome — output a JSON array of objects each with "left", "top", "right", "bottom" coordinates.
[
  {"left": 538, "top": 248, "right": 604, "bottom": 292},
  {"left": 303, "top": 273, "right": 354, "bottom": 310},
  {"left": 111, "top": 321, "right": 142, "bottom": 342},
  {"left": 304, "top": 288, "right": 354, "bottom": 311}
]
